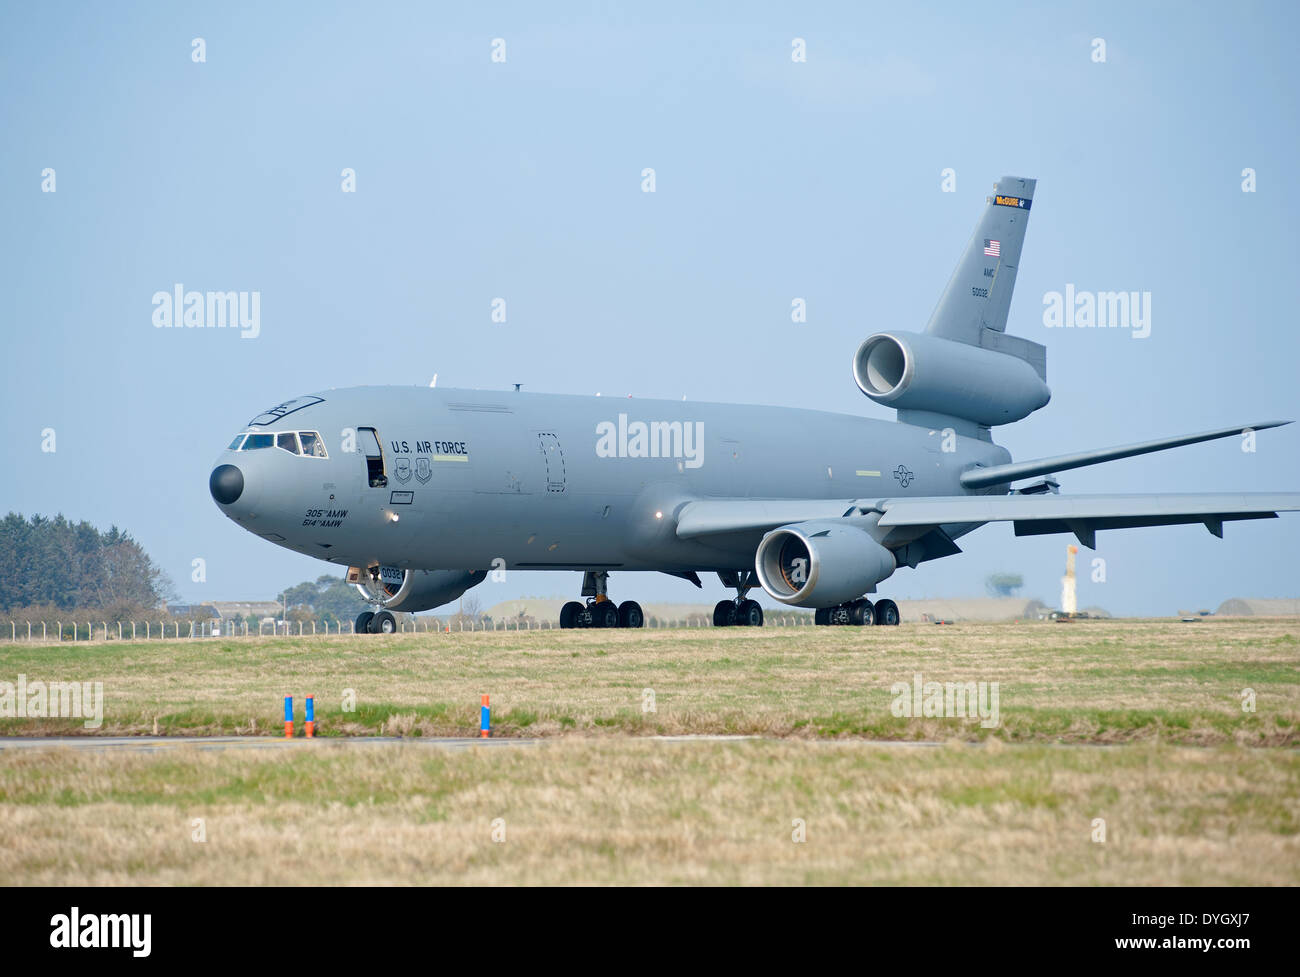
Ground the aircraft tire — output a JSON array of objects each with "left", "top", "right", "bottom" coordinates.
[
  {"left": 355, "top": 611, "right": 374, "bottom": 635},
  {"left": 874, "top": 599, "right": 900, "bottom": 626},
  {"left": 850, "top": 599, "right": 875, "bottom": 626},
  {"left": 560, "top": 601, "right": 583, "bottom": 629},
  {"left": 618, "top": 600, "right": 644, "bottom": 628},
  {"left": 737, "top": 599, "right": 764, "bottom": 627},
  {"left": 372, "top": 611, "right": 397, "bottom": 634},
  {"left": 713, "top": 600, "right": 734, "bottom": 627},
  {"left": 589, "top": 601, "right": 619, "bottom": 629},
  {"left": 814, "top": 607, "right": 830, "bottom": 626}
]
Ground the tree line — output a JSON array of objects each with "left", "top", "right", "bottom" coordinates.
[{"left": 0, "top": 512, "right": 175, "bottom": 618}]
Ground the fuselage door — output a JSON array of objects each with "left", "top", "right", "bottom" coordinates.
[
  {"left": 538, "top": 433, "right": 565, "bottom": 493},
  {"left": 358, "top": 427, "right": 387, "bottom": 488}
]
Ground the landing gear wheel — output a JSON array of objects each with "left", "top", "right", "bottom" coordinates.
[
  {"left": 814, "top": 607, "right": 830, "bottom": 627},
  {"left": 713, "top": 600, "right": 735, "bottom": 627},
  {"left": 589, "top": 601, "right": 619, "bottom": 629},
  {"left": 874, "top": 599, "right": 900, "bottom": 626},
  {"left": 736, "top": 599, "right": 764, "bottom": 627},
  {"left": 560, "top": 601, "right": 583, "bottom": 629},
  {"left": 371, "top": 611, "right": 397, "bottom": 634},
  {"left": 618, "top": 600, "right": 644, "bottom": 629},
  {"left": 850, "top": 599, "right": 875, "bottom": 627},
  {"left": 355, "top": 611, "right": 374, "bottom": 634}
]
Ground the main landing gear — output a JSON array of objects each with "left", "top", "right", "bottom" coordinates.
[
  {"left": 814, "top": 598, "right": 900, "bottom": 626},
  {"left": 713, "top": 570, "right": 764, "bottom": 627},
  {"left": 560, "top": 571, "right": 645, "bottom": 629}
]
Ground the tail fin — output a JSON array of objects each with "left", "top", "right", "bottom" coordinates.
[{"left": 924, "top": 176, "right": 1045, "bottom": 379}]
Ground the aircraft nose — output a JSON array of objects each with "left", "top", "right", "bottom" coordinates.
[{"left": 209, "top": 464, "right": 244, "bottom": 505}]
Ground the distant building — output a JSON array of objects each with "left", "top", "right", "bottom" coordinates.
[
  {"left": 1214, "top": 598, "right": 1300, "bottom": 617},
  {"left": 205, "top": 601, "right": 283, "bottom": 622},
  {"left": 164, "top": 603, "right": 219, "bottom": 619},
  {"left": 896, "top": 597, "right": 1054, "bottom": 622}
]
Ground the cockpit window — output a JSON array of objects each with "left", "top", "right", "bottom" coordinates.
[
  {"left": 230, "top": 430, "right": 327, "bottom": 456},
  {"left": 299, "top": 431, "right": 327, "bottom": 458}
]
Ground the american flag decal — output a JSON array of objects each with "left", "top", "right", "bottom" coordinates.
[{"left": 984, "top": 239, "right": 1000, "bottom": 257}]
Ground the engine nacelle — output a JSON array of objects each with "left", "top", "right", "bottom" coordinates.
[
  {"left": 853, "top": 331, "right": 1049, "bottom": 426},
  {"left": 353, "top": 567, "right": 486, "bottom": 612},
  {"left": 754, "top": 521, "right": 896, "bottom": 608}
]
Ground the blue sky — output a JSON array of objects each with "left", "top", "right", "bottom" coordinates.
[{"left": 2, "top": 1, "right": 1298, "bottom": 615}]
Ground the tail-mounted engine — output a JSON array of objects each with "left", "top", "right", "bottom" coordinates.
[{"left": 853, "top": 330, "right": 1050, "bottom": 427}]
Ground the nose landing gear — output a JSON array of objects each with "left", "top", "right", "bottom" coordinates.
[
  {"left": 559, "top": 571, "right": 645, "bottom": 628},
  {"left": 354, "top": 610, "right": 398, "bottom": 634}
]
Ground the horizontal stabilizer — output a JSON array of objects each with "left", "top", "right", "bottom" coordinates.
[{"left": 959, "top": 421, "right": 1290, "bottom": 489}]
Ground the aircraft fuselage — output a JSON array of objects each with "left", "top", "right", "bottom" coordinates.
[{"left": 210, "top": 386, "right": 1009, "bottom": 574}]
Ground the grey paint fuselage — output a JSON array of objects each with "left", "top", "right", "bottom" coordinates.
[{"left": 212, "top": 385, "right": 1010, "bottom": 574}]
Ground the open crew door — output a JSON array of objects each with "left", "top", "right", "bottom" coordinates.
[{"left": 358, "top": 427, "right": 387, "bottom": 488}]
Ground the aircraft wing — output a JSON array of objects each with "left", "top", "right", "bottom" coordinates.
[{"left": 675, "top": 493, "right": 1300, "bottom": 549}]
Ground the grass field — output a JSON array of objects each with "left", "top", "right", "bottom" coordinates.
[
  {"left": 1, "top": 740, "right": 1296, "bottom": 884},
  {"left": 1, "top": 619, "right": 1296, "bottom": 884},
  {"left": 0, "top": 619, "right": 1296, "bottom": 744}
]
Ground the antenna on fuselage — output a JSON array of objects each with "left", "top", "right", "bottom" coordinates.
[{"left": 514, "top": 383, "right": 522, "bottom": 391}]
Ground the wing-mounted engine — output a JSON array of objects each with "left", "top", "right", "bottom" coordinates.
[
  {"left": 853, "top": 330, "right": 1050, "bottom": 427},
  {"left": 351, "top": 566, "right": 486, "bottom": 612},
  {"left": 754, "top": 520, "right": 896, "bottom": 607}
]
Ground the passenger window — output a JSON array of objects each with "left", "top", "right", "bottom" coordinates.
[
  {"left": 276, "top": 432, "right": 300, "bottom": 454},
  {"left": 299, "top": 431, "right": 327, "bottom": 458},
  {"left": 243, "top": 434, "right": 273, "bottom": 450},
  {"left": 227, "top": 434, "right": 246, "bottom": 450}
]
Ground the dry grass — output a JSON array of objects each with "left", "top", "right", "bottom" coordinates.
[
  {"left": 0, "top": 739, "right": 1296, "bottom": 885},
  {"left": 0, "top": 619, "right": 1296, "bottom": 745}
]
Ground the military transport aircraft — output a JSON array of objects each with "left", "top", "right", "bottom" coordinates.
[{"left": 210, "top": 176, "right": 1300, "bottom": 632}]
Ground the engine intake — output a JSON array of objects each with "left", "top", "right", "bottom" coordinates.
[
  {"left": 353, "top": 567, "right": 485, "bottom": 612},
  {"left": 853, "top": 331, "right": 1049, "bottom": 426},
  {"left": 755, "top": 521, "right": 896, "bottom": 608}
]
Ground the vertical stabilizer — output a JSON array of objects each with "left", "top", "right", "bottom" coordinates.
[{"left": 924, "top": 176, "right": 1036, "bottom": 347}]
